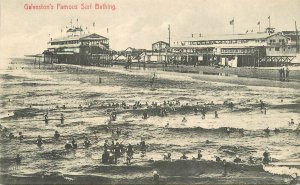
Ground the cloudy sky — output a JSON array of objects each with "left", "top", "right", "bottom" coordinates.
[{"left": 0, "top": 0, "right": 299, "bottom": 57}]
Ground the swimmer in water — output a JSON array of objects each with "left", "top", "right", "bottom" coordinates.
[
  {"left": 15, "top": 154, "right": 21, "bottom": 165},
  {"left": 180, "top": 152, "right": 188, "bottom": 160},
  {"left": 234, "top": 155, "right": 242, "bottom": 163},
  {"left": 36, "top": 135, "right": 43, "bottom": 147},
  {"left": 150, "top": 73, "right": 156, "bottom": 87},
  {"left": 84, "top": 137, "right": 91, "bottom": 148},
  {"left": 65, "top": 141, "right": 72, "bottom": 150},
  {"left": 164, "top": 122, "right": 169, "bottom": 128},
  {"left": 54, "top": 130, "right": 60, "bottom": 140},
  {"left": 264, "top": 127, "right": 270, "bottom": 135},
  {"left": 71, "top": 137, "right": 77, "bottom": 149},
  {"left": 197, "top": 150, "right": 202, "bottom": 160},
  {"left": 262, "top": 148, "right": 271, "bottom": 164},
  {"left": 18, "top": 132, "right": 24, "bottom": 141},
  {"left": 215, "top": 111, "right": 219, "bottom": 118}
]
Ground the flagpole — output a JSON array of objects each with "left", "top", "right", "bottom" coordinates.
[
  {"left": 168, "top": 24, "right": 170, "bottom": 46},
  {"left": 233, "top": 18, "right": 235, "bottom": 34},
  {"left": 107, "top": 27, "right": 110, "bottom": 50}
]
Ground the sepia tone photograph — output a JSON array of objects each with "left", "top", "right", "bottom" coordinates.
[{"left": 0, "top": 0, "right": 300, "bottom": 184}]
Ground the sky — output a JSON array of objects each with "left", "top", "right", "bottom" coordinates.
[{"left": 0, "top": 0, "right": 299, "bottom": 57}]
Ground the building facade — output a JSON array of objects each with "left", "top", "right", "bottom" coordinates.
[
  {"left": 44, "top": 28, "right": 112, "bottom": 66},
  {"left": 142, "top": 32, "right": 298, "bottom": 67},
  {"left": 152, "top": 41, "right": 170, "bottom": 52}
]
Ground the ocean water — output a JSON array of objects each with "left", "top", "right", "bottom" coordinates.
[{"left": 0, "top": 58, "right": 299, "bottom": 182}]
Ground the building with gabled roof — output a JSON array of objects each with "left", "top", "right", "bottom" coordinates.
[
  {"left": 50, "top": 33, "right": 108, "bottom": 43},
  {"left": 44, "top": 30, "right": 112, "bottom": 65},
  {"left": 152, "top": 41, "right": 169, "bottom": 51}
]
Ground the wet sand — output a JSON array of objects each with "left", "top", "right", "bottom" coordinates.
[{"left": 0, "top": 58, "right": 300, "bottom": 184}]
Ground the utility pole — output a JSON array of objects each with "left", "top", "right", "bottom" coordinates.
[
  {"left": 267, "top": 16, "right": 271, "bottom": 35},
  {"left": 296, "top": 21, "right": 299, "bottom": 53},
  {"left": 168, "top": 24, "right": 171, "bottom": 46}
]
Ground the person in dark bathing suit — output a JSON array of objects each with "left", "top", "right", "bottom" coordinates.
[{"left": 36, "top": 135, "right": 43, "bottom": 147}]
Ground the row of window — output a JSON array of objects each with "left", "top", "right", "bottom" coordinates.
[
  {"left": 183, "top": 39, "right": 267, "bottom": 46},
  {"left": 221, "top": 48, "right": 255, "bottom": 54},
  {"left": 51, "top": 40, "right": 108, "bottom": 45},
  {"left": 268, "top": 39, "right": 286, "bottom": 43},
  {"left": 269, "top": 47, "right": 286, "bottom": 51},
  {"left": 170, "top": 48, "right": 214, "bottom": 53}
]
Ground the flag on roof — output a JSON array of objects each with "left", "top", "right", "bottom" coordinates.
[{"left": 229, "top": 19, "right": 234, "bottom": 25}]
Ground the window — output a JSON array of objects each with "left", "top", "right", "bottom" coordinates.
[
  {"left": 275, "top": 47, "right": 280, "bottom": 51},
  {"left": 269, "top": 48, "right": 272, "bottom": 51},
  {"left": 269, "top": 39, "right": 276, "bottom": 43}
]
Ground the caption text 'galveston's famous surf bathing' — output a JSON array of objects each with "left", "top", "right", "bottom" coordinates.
[{"left": 24, "top": 2, "right": 117, "bottom": 11}]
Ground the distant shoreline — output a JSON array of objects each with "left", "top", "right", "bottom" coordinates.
[{"left": 8, "top": 57, "right": 300, "bottom": 89}]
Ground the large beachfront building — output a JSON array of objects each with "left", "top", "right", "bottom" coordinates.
[
  {"left": 43, "top": 27, "right": 112, "bottom": 66},
  {"left": 141, "top": 31, "right": 298, "bottom": 67}
]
